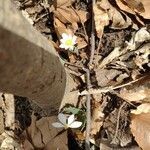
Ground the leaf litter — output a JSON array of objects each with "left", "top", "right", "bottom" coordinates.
[{"left": 1, "top": 0, "right": 150, "bottom": 149}]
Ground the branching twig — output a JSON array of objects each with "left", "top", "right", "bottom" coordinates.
[
  {"left": 64, "top": 62, "right": 92, "bottom": 149},
  {"left": 84, "top": 68, "right": 91, "bottom": 150},
  {"left": 89, "top": 0, "right": 96, "bottom": 67},
  {"left": 111, "top": 102, "right": 126, "bottom": 144},
  {"left": 79, "top": 76, "right": 146, "bottom": 95}
]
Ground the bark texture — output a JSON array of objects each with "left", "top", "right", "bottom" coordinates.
[{"left": 0, "top": 0, "right": 72, "bottom": 112}]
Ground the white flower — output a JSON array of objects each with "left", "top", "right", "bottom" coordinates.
[
  {"left": 52, "top": 113, "right": 82, "bottom": 129},
  {"left": 59, "top": 33, "right": 77, "bottom": 51}
]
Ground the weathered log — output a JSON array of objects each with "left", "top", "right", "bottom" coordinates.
[{"left": 0, "top": 0, "right": 76, "bottom": 113}]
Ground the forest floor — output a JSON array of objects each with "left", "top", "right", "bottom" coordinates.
[{"left": 0, "top": 0, "right": 150, "bottom": 150}]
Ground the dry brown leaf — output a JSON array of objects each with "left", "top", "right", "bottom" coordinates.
[
  {"left": 126, "top": 28, "right": 150, "bottom": 50},
  {"left": 116, "top": 0, "right": 136, "bottom": 14},
  {"left": 120, "top": 0, "right": 145, "bottom": 13},
  {"left": 54, "top": 7, "right": 78, "bottom": 26},
  {"left": 134, "top": 46, "right": 150, "bottom": 70},
  {"left": 76, "top": 10, "right": 89, "bottom": 23},
  {"left": 93, "top": 3, "right": 109, "bottom": 38},
  {"left": 140, "top": 0, "right": 150, "bottom": 19},
  {"left": 116, "top": 0, "right": 150, "bottom": 19},
  {"left": 114, "top": 0, "right": 145, "bottom": 28},
  {"left": 91, "top": 102, "right": 104, "bottom": 135},
  {"left": 131, "top": 103, "right": 150, "bottom": 114},
  {"left": 108, "top": 8, "right": 132, "bottom": 29},
  {"left": 130, "top": 113, "right": 150, "bottom": 150},
  {"left": 99, "top": 47, "right": 121, "bottom": 68},
  {"left": 119, "top": 76, "right": 150, "bottom": 102},
  {"left": 54, "top": 17, "right": 68, "bottom": 37},
  {"left": 26, "top": 113, "right": 44, "bottom": 148},
  {"left": 77, "top": 37, "right": 87, "bottom": 49},
  {"left": 22, "top": 139, "right": 34, "bottom": 150},
  {"left": 23, "top": 115, "right": 68, "bottom": 149},
  {"left": 94, "top": 0, "right": 132, "bottom": 34},
  {"left": 53, "top": 0, "right": 75, "bottom": 8},
  {"left": 54, "top": 7, "right": 88, "bottom": 32}
]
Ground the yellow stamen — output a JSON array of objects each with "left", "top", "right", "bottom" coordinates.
[{"left": 65, "top": 39, "right": 73, "bottom": 46}]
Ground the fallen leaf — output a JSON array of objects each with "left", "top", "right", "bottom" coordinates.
[
  {"left": 54, "top": 17, "right": 68, "bottom": 37},
  {"left": 99, "top": 47, "right": 121, "bottom": 68},
  {"left": 120, "top": 0, "right": 145, "bottom": 13},
  {"left": 140, "top": 0, "right": 150, "bottom": 19},
  {"left": 119, "top": 75, "right": 150, "bottom": 102},
  {"left": 23, "top": 114, "right": 68, "bottom": 149},
  {"left": 130, "top": 113, "right": 150, "bottom": 150},
  {"left": 126, "top": 27, "right": 150, "bottom": 50},
  {"left": 134, "top": 44, "right": 150, "bottom": 70},
  {"left": 93, "top": 3, "right": 109, "bottom": 38},
  {"left": 116, "top": 0, "right": 136, "bottom": 14},
  {"left": 115, "top": 0, "right": 145, "bottom": 27},
  {"left": 53, "top": 0, "right": 75, "bottom": 8},
  {"left": 131, "top": 103, "right": 150, "bottom": 114},
  {"left": 95, "top": 68, "right": 122, "bottom": 87},
  {"left": 116, "top": 0, "right": 150, "bottom": 19},
  {"left": 0, "top": 134, "right": 21, "bottom": 150},
  {"left": 91, "top": 102, "right": 104, "bottom": 135},
  {"left": 54, "top": 7, "right": 78, "bottom": 30},
  {"left": 77, "top": 36, "right": 87, "bottom": 49},
  {"left": 54, "top": 7, "right": 88, "bottom": 32},
  {"left": 108, "top": 5, "right": 132, "bottom": 29}
]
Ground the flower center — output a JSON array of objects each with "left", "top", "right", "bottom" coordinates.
[{"left": 65, "top": 39, "right": 73, "bottom": 46}]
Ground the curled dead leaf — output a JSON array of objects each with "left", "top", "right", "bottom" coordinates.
[
  {"left": 119, "top": 75, "right": 150, "bottom": 102},
  {"left": 91, "top": 102, "right": 104, "bottom": 135},
  {"left": 54, "top": 7, "right": 88, "bottom": 32},
  {"left": 130, "top": 113, "right": 150, "bottom": 150},
  {"left": 140, "top": 0, "right": 150, "bottom": 19},
  {"left": 116, "top": 0, "right": 136, "bottom": 14},
  {"left": 53, "top": 0, "right": 75, "bottom": 8},
  {"left": 54, "top": 17, "right": 68, "bottom": 37},
  {"left": 23, "top": 114, "right": 68, "bottom": 149},
  {"left": 108, "top": 8, "right": 132, "bottom": 29},
  {"left": 120, "top": 0, "right": 145, "bottom": 13},
  {"left": 116, "top": 0, "right": 150, "bottom": 19},
  {"left": 77, "top": 37, "right": 87, "bottom": 49},
  {"left": 93, "top": 3, "right": 109, "bottom": 38},
  {"left": 131, "top": 103, "right": 150, "bottom": 114}
]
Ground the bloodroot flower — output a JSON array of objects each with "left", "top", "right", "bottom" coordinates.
[
  {"left": 59, "top": 33, "right": 77, "bottom": 51},
  {"left": 52, "top": 113, "right": 82, "bottom": 129}
]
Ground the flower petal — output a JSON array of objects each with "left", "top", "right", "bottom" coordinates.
[
  {"left": 59, "top": 44, "right": 65, "bottom": 48},
  {"left": 62, "top": 33, "right": 68, "bottom": 39},
  {"left": 69, "top": 121, "right": 82, "bottom": 128},
  {"left": 52, "top": 122, "right": 64, "bottom": 128},
  {"left": 68, "top": 114, "right": 75, "bottom": 125},
  {"left": 60, "top": 39, "right": 66, "bottom": 44},
  {"left": 69, "top": 46, "right": 74, "bottom": 51},
  {"left": 58, "top": 113, "right": 66, "bottom": 125},
  {"left": 64, "top": 45, "right": 71, "bottom": 50},
  {"left": 72, "top": 36, "right": 77, "bottom": 43},
  {"left": 68, "top": 34, "right": 73, "bottom": 39}
]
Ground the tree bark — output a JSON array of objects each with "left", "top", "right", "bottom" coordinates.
[{"left": 0, "top": 0, "right": 76, "bottom": 113}]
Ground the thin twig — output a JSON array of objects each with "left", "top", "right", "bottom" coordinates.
[
  {"left": 89, "top": 0, "right": 96, "bottom": 67},
  {"left": 71, "top": 6, "right": 88, "bottom": 42},
  {"left": 79, "top": 76, "right": 146, "bottom": 95},
  {"left": 84, "top": 68, "right": 91, "bottom": 150},
  {"left": 111, "top": 102, "right": 126, "bottom": 144},
  {"left": 34, "top": 13, "right": 48, "bottom": 23},
  {"left": 65, "top": 61, "right": 92, "bottom": 149}
]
